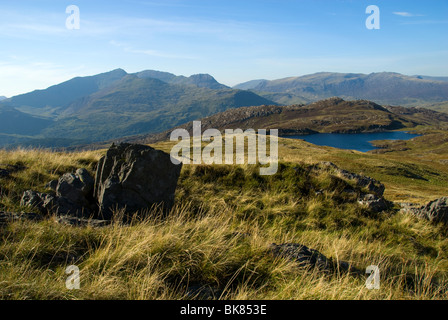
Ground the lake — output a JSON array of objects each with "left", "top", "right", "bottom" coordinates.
[{"left": 287, "top": 131, "right": 420, "bottom": 152}]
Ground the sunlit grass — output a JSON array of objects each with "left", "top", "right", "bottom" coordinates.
[{"left": 1, "top": 129, "right": 448, "bottom": 300}]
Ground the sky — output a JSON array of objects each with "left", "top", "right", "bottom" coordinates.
[{"left": 0, "top": 0, "right": 447, "bottom": 97}]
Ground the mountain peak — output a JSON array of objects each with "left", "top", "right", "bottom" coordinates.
[{"left": 188, "top": 74, "right": 229, "bottom": 89}]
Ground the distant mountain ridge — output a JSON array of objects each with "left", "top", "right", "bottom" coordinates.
[
  {"left": 234, "top": 72, "right": 448, "bottom": 107},
  {"left": 0, "top": 96, "right": 6, "bottom": 101},
  {"left": 2, "top": 69, "right": 448, "bottom": 149},
  {"left": 0, "top": 69, "right": 274, "bottom": 148},
  {"left": 136, "top": 70, "right": 229, "bottom": 89}
]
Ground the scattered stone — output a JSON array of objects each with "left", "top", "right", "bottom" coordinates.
[
  {"left": 94, "top": 143, "right": 183, "bottom": 220},
  {"left": 320, "top": 162, "right": 385, "bottom": 196},
  {"left": 409, "top": 197, "right": 448, "bottom": 225},
  {"left": 20, "top": 190, "right": 58, "bottom": 214},
  {"left": 269, "top": 243, "right": 360, "bottom": 275},
  {"left": 0, "top": 211, "right": 43, "bottom": 226},
  {"left": 21, "top": 168, "right": 95, "bottom": 217},
  {"left": 318, "top": 162, "right": 390, "bottom": 212},
  {"left": 269, "top": 243, "right": 330, "bottom": 271},
  {"left": 55, "top": 216, "right": 110, "bottom": 228},
  {"left": 358, "top": 194, "right": 391, "bottom": 213}
]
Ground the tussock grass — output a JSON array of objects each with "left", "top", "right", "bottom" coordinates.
[{"left": 1, "top": 138, "right": 448, "bottom": 300}]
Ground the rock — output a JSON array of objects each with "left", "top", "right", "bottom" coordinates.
[
  {"left": 410, "top": 197, "right": 448, "bottom": 225},
  {"left": 55, "top": 216, "right": 110, "bottom": 228},
  {"left": 0, "top": 169, "right": 10, "bottom": 178},
  {"left": 269, "top": 243, "right": 330, "bottom": 271},
  {"left": 0, "top": 211, "right": 44, "bottom": 226},
  {"left": 45, "top": 180, "right": 59, "bottom": 191},
  {"left": 269, "top": 243, "right": 360, "bottom": 275},
  {"left": 56, "top": 169, "right": 94, "bottom": 208},
  {"left": 20, "top": 190, "right": 57, "bottom": 214},
  {"left": 94, "top": 143, "right": 183, "bottom": 220},
  {"left": 319, "top": 162, "right": 385, "bottom": 196},
  {"left": 358, "top": 193, "right": 391, "bottom": 213}
]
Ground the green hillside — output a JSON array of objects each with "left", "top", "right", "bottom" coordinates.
[{"left": 0, "top": 70, "right": 274, "bottom": 148}]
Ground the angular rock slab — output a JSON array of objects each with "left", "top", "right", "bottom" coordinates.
[{"left": 94, "top": 143, "right": 182, "bottom": 219}]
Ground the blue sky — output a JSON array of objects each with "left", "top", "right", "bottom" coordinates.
[{"left": 0, "top": 0, "right": 447, "bottom": 97}]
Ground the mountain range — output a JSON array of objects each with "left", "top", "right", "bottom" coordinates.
[
  {"left": 0, "top": 96, "right": 6, "bottom": 101},
  {"left": 234, "top": 72, "right": 448, "bottom": 107},
  {"left": 1, "top": 69, "right": 448, "bottom": 149},
  {"left": 0, "top": 69, "right": 273, "bottom": 148}
]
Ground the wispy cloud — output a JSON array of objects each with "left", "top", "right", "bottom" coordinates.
[
  {"left": 109, "top": 40, "right": 197, "bottom": 60},
  {"left": 393, "top": 12, "right": 424, "bottom": 17}
]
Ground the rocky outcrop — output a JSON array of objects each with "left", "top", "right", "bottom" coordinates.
[
  {"left": 320, "top": 162, "right": 385, "bottom": 197},
  {"left": 408, "top": 197, "right": 448, "bottom": 225},
  {"left": 19, "top": 143, "right": 183, "bottom": 222},
  {"left": 94, "top": 143, "right": 183, "bottom": 220},
  {"left": 21, "top": 168, "right": 96, "bottom": 217},
  {"left": 319, "top": 162, "right": 390, "bottom": 213}
]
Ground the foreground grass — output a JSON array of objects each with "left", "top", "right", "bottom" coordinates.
[{"left": 1, "top": 132, "right": 448, "bottom": 300}]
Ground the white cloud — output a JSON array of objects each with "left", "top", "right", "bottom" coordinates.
[
  {"left": 393, "top": 12, "right": 424, "bottom": 17},
  {"left": 109, "top": 40, "right": 197, "bottom": 60}
]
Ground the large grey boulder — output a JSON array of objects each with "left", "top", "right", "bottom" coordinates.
[
  {"left": 94, "top": 143, "right": 183, "bottom": 220},
  {"left": 410, "top": 197, "right": 448, "bottom": 225}
]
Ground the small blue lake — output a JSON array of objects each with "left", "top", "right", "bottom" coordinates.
[{"left": 287, "top": 131, "right": 420, "bottom": 152}]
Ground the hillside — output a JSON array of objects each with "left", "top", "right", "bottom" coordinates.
[
  {"left": 424, "top": 101, "right": 448, "bottom": 114},
  {"left": 128, "top": 98, "right": 448, "bottom": 144},
  {"left": 234, "top": 72, "right": 448, "bottom": 107},
  {"left": 0, "top": 70, "right": 274, "bottom": 148},
  {"left": 1, "top": 122, "right": 448, "bottom": 300},
  {"left": 0, "top": 96, "right": 6, "bottom": 101},
  {"left": 2, "top": 69, "right": 128, "bottom": 115}
]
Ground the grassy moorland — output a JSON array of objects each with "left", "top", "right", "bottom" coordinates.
[{"left": 0, "top": 127, "right": 448, "bottom": 300}]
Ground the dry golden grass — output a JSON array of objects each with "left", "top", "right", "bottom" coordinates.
[{"left": 1, "top": 129, "right": 448, "bottom": 300}]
